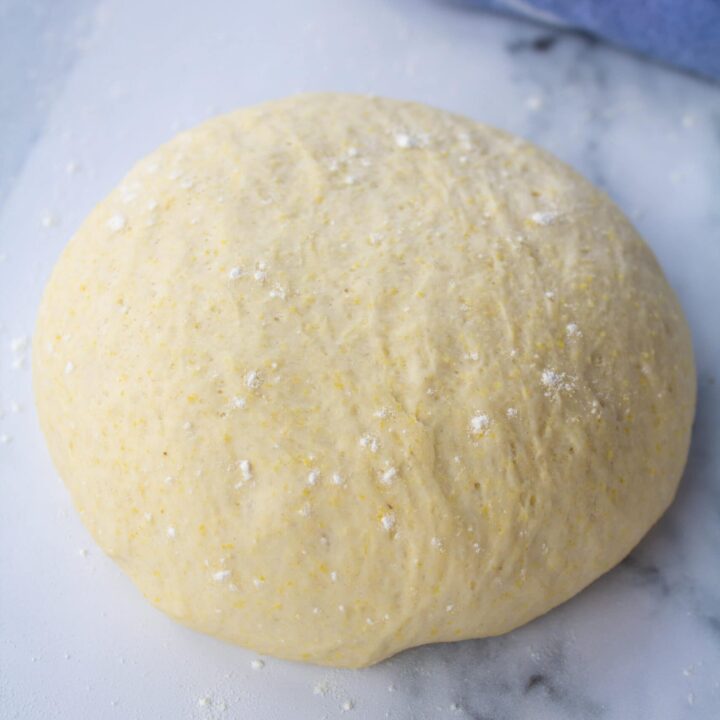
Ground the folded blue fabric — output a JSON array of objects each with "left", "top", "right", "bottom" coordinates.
[{"left": 463, "top": 0, "right": 720, "bottom": 81}]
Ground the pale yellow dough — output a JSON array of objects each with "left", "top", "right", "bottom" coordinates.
[{"left": 33, "top": 94, "right": 695, "bottom": 667}]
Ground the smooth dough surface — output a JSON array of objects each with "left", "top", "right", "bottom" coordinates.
[{"left": 34, "top": 94, "right": 695, "bottom": 667}]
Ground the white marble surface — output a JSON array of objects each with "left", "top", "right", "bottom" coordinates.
[{"left": 1, "top": 1, "right": 719, "bottom": 718}]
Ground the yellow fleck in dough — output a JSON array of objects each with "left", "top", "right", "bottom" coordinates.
[{"left": 33, "top": 94, "right": 696, "bottom": 668}]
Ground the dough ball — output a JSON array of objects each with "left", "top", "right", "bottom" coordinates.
[{"left": 33, "top": 94, "right": 695, "bottom": 667}]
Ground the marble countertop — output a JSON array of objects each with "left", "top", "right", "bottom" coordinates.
[{"left": 1, "top": 1, "right": 719, "bottom": 718}]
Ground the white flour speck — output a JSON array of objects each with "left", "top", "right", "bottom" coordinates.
[
  {"left": 545, "top": 290, "right": 555, "bottom": 299},
  {"left": 239, "top": 460, "right": 252, "bottom": 482},
  {"left": 431, "top": 537, "right": 444, "bottom": 550},
  {"left": 228, "top": 266, "right": 243, "bottom": 280},
  {"left": 212, "top": 570, "right": 231, "bottom": 582},
  {"left": 470, "top": 414, "right": 490, "bottom": 434},
  {"left": 566, "top": 323, "right": 582, "bottom": 337},
  {"left": 330, "top": 571, "right": 338, "bottom": 582},
  {"left": 307, "top": 469, "right": 320, "bottom": 486},
  {"left": 298, "top": 502, "right": 312, "bottom": 517},
  {"left": 252, "top": 577, "right": 265, "bottom": 588},
  {"left": 394, "top": 131, "right": 428, "bottom": 149},
  {"left": 251, "top": 659, "right": 265, "bottom": 670},
  {"left": 359, "top": 434, "right": 379, "bottom": 452},
  {"left": 373, "top": 407, "right": 390, "bottom": 418},
  {"left": 245, "top": 370, "right": 262, "bottom": 390},
  {"left": 446, "top": 604, "right": 455, "bottom": 612},
  {"left": 41, "top": 212, "right": 58, "bottom": 228},
  {"left": 331, "top": 472, "right": 344, "bottom": 486},
  {"left": 313, "top": 681, "right": 329, "bottom": 696},
  {"left": 380, "top": 467, "right": 397, "bottom": 485},
  {"left": 541, "top": 368, "right": 575, "bottom": 396},
  {"left": 506, "top": 407, "right": 518, "bottom": 418},
  {"left": 231, "top": 396, "right": 246, "bottom": 409},
  {"left": 106, "top": 214, "right": 126, "bottom": 232},
  {"left": 269, "top": 284, "right": 286, "bottom": 300},
  {"left": 166, "top": 526, "right": 176, "bottom": 538},
  {"left": 64, "top": 361, "right": 75, "bottom": 375},
  {"left": 254, "top": 261, "right": 268, "bottom": 283},
  {"left": 10, "top": 336, "right": 28, "bottom": 354},
  {"left": 380, "top": 513, "right": 396, "bottom": 531},
  {"left": 341, "top": 700, "right": 354, "bottom": 712},
  {"left": 530, "top": 211, "right": 558, "bottom": 226}
]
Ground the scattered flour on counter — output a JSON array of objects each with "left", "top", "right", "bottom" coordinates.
[
  {"left": 313, "top": 680, "right": 330, "bottom": 696},
  {"left": 41, "top": 212, "right": 59, "bottom": 228}
]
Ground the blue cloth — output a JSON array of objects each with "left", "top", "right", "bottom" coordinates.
[{"left": 463, "top": 0, "right": 720, "bottom": 81}]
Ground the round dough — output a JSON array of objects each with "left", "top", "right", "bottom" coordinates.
[{"left": 33, "top": 94, "right": 695, "bottom": 667}]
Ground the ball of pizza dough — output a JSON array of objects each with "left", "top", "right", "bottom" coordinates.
[{"left": 33, "top": 94, "right": 695, "bottom": 667}]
